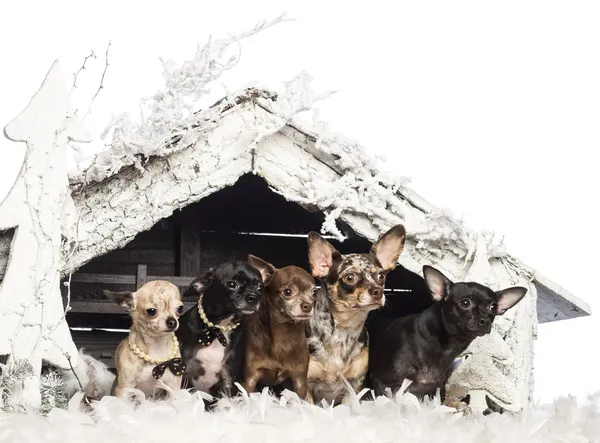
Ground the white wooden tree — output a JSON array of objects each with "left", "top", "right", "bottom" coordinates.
[
  {"left": 445, "top": 331, "right": 519, "bottom": 413},
  {"left": 0, "top": 60, "right": 91, "bottom": 410}
]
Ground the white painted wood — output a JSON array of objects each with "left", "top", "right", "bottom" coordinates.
[
  {"left": 0, "top": 60, "right": 90, "bottom": 410},
  {"left": 63, "top": 106, "right": 256, "bottom": 272}
]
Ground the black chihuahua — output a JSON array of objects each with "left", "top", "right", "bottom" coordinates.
[
  {"left": 176, "top": 260, "right": 269, "bottom": 399},
  {"left": 366, "top": 265, "right": 527, "bottom": 401}
]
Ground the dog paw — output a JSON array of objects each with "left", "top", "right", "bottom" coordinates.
[{"left": 454, "top": 401, "right": 472, "bottom": 415}]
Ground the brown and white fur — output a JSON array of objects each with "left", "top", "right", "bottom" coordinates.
[
  {"left": 103, "top": 280, "right": 185, "bottom": 401},
  {"left": 306, "top": 225, "right": 406, "bottom": 405},
  {"left": 242, "top": 255, "right": 316, "bottom": 400}
]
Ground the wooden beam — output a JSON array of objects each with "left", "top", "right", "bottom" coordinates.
[
  {"left": 136, "top": 264, "right": 147, "bottom": 290},
  {"left": 70, "top": 273, "right": 135, "bottom": 285},
  {"left": 68, "top": 300, "right": 198, "bottom": 314},
  {"left": 179, "top": 208, "right": 202, "bottom": 277},
  {"left": 149, "top": 275, "right": 195, "bottom": 287},
  {"left": 69, "top": 272, "right": 194, "bottom": 288},
  {"left": 70, "top": 329, "right": 127, "bottom": 370}
]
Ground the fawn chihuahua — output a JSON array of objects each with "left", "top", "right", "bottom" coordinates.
[{"left": 104, "top": 280, "right": 185, "bottom": 401}]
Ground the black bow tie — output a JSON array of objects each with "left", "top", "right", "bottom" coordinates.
[
  {"left": 152, "top": 358, "right": 186, "bottom": 380},
  {"left": 198, "top": 327, "right": 228, "bottom": 347}
]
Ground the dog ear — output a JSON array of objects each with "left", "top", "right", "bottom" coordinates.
[
  {"left": 370, "top": 224, "right": 406, "bottom": 271},
  {"left": 422, "top": 265, "right": 453, "bottom": 301},
  {"left": 495, "top": 286, "right": 528, "bottom": 315},
  {"left": 103, "top": 290, "right": 135, "bottom": 310},
  {"left": 307, "top": 232, "right": 337, "bottom": 278},
  {"left": 247, "top": 254, "right": 276, "bottom": 285},
  {"left": 192, "top": 271, "right": 213, "bottom": 293}
]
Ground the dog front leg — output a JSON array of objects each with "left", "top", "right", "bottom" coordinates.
[
  {"left": 340, "top": 376, "right": 365, "bottom": 406},
  {"left": 218, "top": 366, "right": 237, "bottom": 398},
  {"left": 305, "top": 388, "right": 315, "bottom": 405},
  {"left": 289, "top": 372, "right": 309, "bottom": 401},
  {"left": 113, "top": 373, "right": 139, "bottom": 404},
  {"left": 242, "top": 369, "right": 264, "bottom": 394}
]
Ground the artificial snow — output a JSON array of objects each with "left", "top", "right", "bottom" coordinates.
[{"left": 0, "top": 388, "right": 599, "bottom": 443}]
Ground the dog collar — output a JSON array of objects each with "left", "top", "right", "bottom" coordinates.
[
  {"left": 197, "top": 295, "right": 241, "bottom": 332},
  {"left": 128, "top": 334, "right": 180, "bottom": 365},
  {"left": 197, "top": 327, "right": 229, "bottom": 347},
  {"left": 152, "top": 357, "right": 186, "bottom": 380}
]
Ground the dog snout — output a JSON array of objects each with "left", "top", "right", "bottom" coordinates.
[
  {"left": 300, "top": 302, "right": 313, "bottom": 314},
  {"left": 245, "top": 293, "right": 259, "bottom": 304},
  {"left": 369, "top": 287, "right": 384, "bottom": 300},
  {"left": 166, "top": 317, "right": 178, "bottom": 330},
  {"left": 478, "top": 317, "right": 491, "bottom": 328}
]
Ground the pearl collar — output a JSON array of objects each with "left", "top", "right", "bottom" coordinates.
[
  {"left": 128, "top": 334, "right": 180, "bottom": 365},
  {"left": 197, "top": 295, "right": 241, "bottom": 332}
]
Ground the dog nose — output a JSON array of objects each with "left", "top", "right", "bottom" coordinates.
[
  {"left": 301, "top": 302, "right": 313, "bottom": 313},
  {"left": 166, "top": 317, "right": 177, "bottom": 330},
  {"left": 369, "top": 287, "right": 383, "bottom": 300},
  {"left": 245, "top": 293, "right": 258, "bottom": 304},
  {"left": 478, "top": 317, "right": 491, "bottom": 327}
]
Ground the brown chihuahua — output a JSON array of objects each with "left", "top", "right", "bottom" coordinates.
[
  {"left": 306, "top": 225, "right": 406, "bottom": 405},
  {"left": 242, "top": 255, "right": 317, "bottom": 400},
  {"left": 104, "top": 280, "right": 186, "bottom": 402}
]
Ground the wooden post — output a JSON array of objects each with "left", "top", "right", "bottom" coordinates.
[
  {"left": 136, "top": 264, "right": 147, "bottom": 290},
  {"left": 179, "top": 210, "right": 201, "bottom": 277}
]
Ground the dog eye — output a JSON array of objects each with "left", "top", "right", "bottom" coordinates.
[
  {"left": 226, "top": 280, "right": 238, "bottom": 290},
  {"left": 146, "top": 308, "right": 157, "bottom": 317},
  {"left": 377, "top": 272, "right": 385, "bottom": 283},
  {"left": 257, "top": 284, "right": 264, "bottom": 291},
  {"left": 177, "top": 305, "right": 184, "bottom": 314},
  {"left": 459, "top": 299, "right": 471, "bottom": 308},
  {"left": 343, "top": 273, "right": 357, "bottom": 284},
  {"left": 490, "top": 303, "right": 498, "bottom": 313},
  {"left": 282, "top": 288, "right": 293, "bottom": 297},
  {"left": 311, "top": 288, "right": 318, "bottom": 298}
]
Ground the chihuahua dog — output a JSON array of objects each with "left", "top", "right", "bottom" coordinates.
[
  {"left": 366, "top": 265, "right": 527, "bottom": 400},
  {"left": 306, "top": 224, "right": 406, "bottom": 405},
  {"left": 242, "top": 255, "right": 317, "bottom": 400},
  {"left": 104, "top": 280, "right": 185, "bottom": 401},
  {"left": 176, "top": 260, "right": 266, "bottom": 398}
]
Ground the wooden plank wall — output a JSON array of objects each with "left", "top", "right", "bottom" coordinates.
[{"left": 64, "top": 174, "right": 432, "bottom": 368}]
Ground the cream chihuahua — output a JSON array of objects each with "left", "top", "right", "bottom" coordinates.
[{"left": 104, "top": 280, "right": 186, "bottom": 401}]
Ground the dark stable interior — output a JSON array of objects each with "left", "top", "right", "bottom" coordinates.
[{"left": 62, "top": 174, "right": 434, "bottom": 367}]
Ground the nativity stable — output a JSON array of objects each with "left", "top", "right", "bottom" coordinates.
[{"left": 0, "top": 60, "right": 590, "bottom": 416}]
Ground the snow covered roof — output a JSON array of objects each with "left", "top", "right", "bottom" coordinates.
[{"left": 61, "top": 87, "right": 589, "bottom": 324}]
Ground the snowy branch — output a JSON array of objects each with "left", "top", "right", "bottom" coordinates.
[
  {"left": 75, "top": 14, "right": 290, "bottom": 185},
  {"left": 83, "top": 41, "right": 111, "bottom": 120},
  {"left": 70, "top": 50, "right": 97, "bottom": 95}
]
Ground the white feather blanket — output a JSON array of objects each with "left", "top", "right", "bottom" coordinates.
[{"left": 0, "top": 385, "right": 599, "bottom": 443}]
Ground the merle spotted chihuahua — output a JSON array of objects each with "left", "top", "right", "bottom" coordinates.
[
  {"left": 176, "top": 260, "right": 268, "bottom": 398},
  {"left": 366, "top": 265, "right": 527, "bottom": 401},
  {"left": 306, "top": 225, "right": 406, "bottom": 405}
]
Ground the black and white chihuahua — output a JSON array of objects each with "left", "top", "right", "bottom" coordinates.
[{"left": 176, "top": 260, "right": 269, "bottom": 399}]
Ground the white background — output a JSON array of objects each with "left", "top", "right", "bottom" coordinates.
[{"left": 0, "top": 0, "right": 598, "bottom": 403}]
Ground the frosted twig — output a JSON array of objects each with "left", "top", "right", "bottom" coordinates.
[
  {"left": 70, "top": 50, "right": 97, "bottom": 95},
  {"left": 83, "top": 40, "right": 111, "bottom": 120},
  {"left": 76, "top": 15, "right": 290, "bottom": 185}
]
